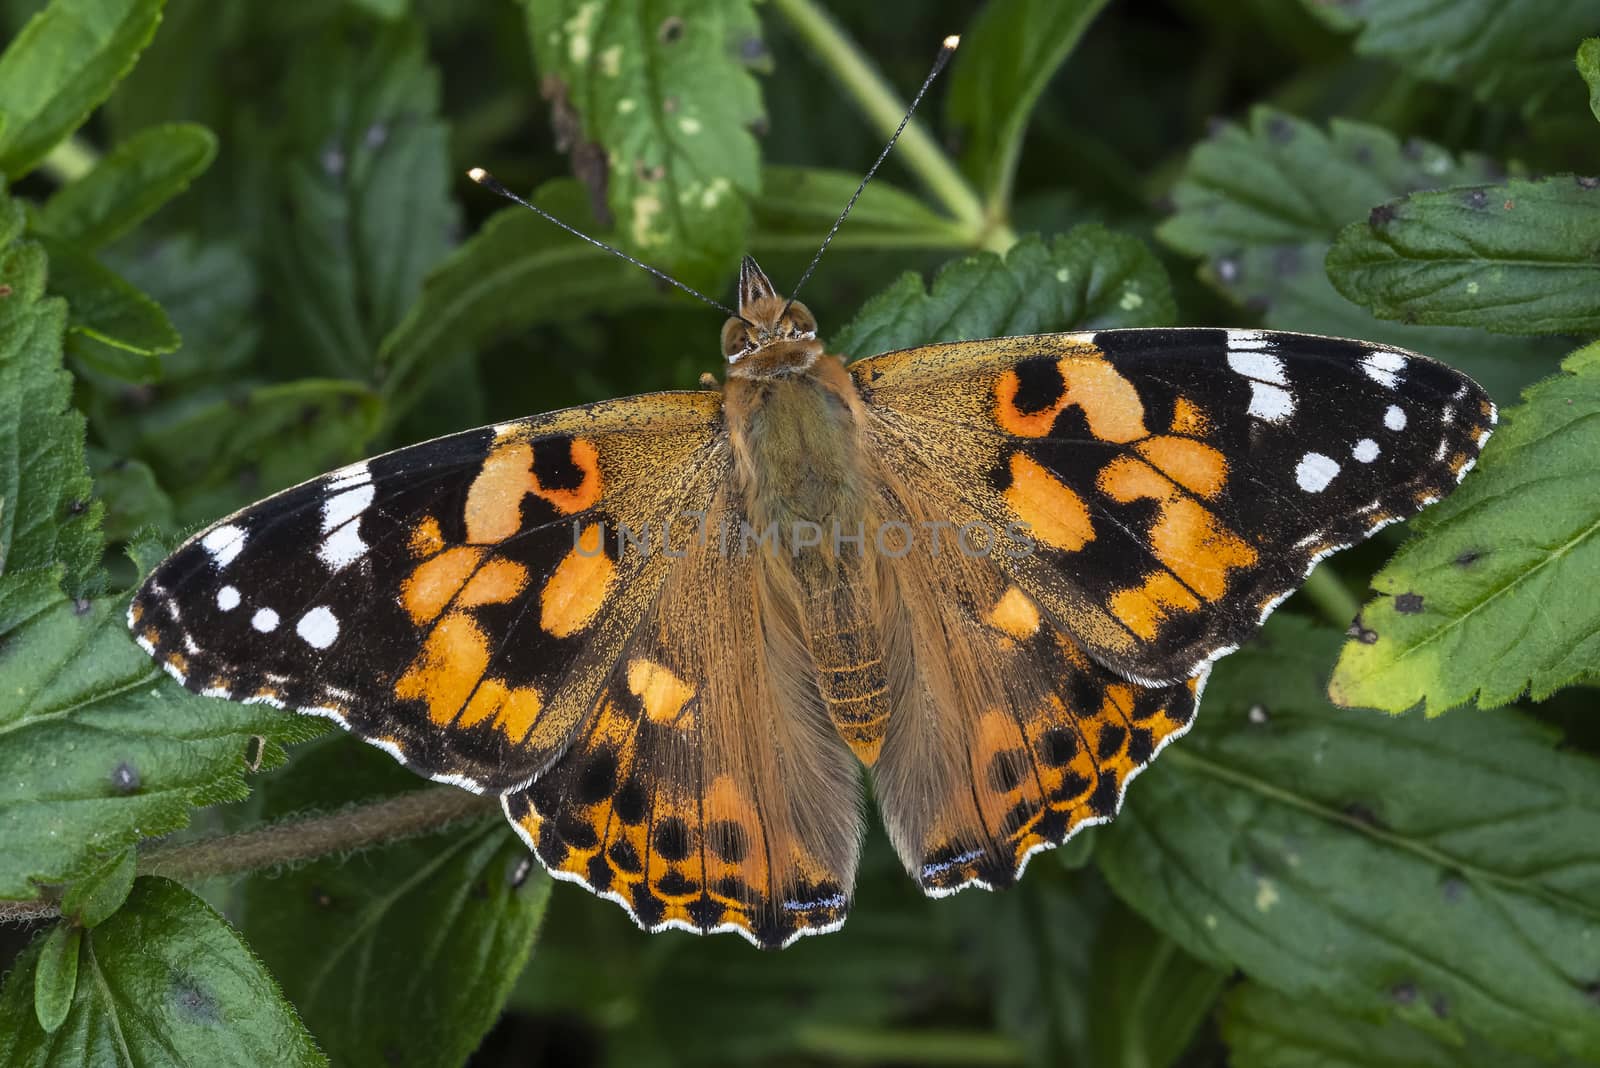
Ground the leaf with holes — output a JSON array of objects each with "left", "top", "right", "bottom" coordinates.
[
  {"left": 523, "top": 0, "right": 764, "bottom": 288},
  {"left": 0, "top": 879, "right": 325, "bottom": 1067},
  {"left": 831, "top": 227, "right": 1174, "bottom": 359},
  {"left": 232, "top": 740, "right": 550, "bottom": 1068},
  {"left": 1327, "top": 177, "right": 1600, "bottom": 336},
  {"left": 1157, "top": 108, "right": 1556, "bottom": 403},
  {"left": 1099, "top": 615, "right": 1600, "bottom": 1064},
  {"left": 1296, "top": 0, "right": 1596, "bottom": 114},
  {"left": 1330, "top": 341, "right": 1600, "bottom": 713}
]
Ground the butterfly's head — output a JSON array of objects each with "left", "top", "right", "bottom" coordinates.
[{"left": 722, "top": 257, "right": 822, "bottom": 378}]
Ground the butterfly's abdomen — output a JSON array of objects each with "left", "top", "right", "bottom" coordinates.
[{"left": 726, "top": 357, "right": 893, "bottom": 765}]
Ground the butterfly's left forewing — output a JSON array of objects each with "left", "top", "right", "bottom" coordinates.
[
  {"left": 131, "top": 392, "right": 730, "bottom": 792},
  {"left": 856, "top": 327, "right": 1492, "bottom": 894},
  {"left": 855, "top": 328, "right": 1495, "bottom": 685}
]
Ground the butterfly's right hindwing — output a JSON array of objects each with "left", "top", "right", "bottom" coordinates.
[{"left": 130, "top": 392, "right": 728, "bottom": 792}]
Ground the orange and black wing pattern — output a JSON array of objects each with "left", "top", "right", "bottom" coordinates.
[
  {"left": 855, "top": 328, "right": 1494, "bottom": 685},
  {"left": 502, "top": 484, "right": 865, "bottom": 948},
  {"left": 130, "top": 392, "right": 728, "bottom": 793},
  {"left": 857, "top": 327, "right": 1491, "bottom": 893}
]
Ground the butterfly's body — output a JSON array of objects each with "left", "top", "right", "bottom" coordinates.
[{"left": 131, "top": 256, "right": 1495, "bottom": 949}]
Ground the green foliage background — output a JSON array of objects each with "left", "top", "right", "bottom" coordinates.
[{"left": 0, "top": 0, "right": 1598, "bottom": 1065}]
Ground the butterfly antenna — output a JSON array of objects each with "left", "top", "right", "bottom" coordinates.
[
  {"left": 466, "top": 168, "right": 750, "bottom": 323},
  {"left": 781, "top": 34, "right": 960, "bottom": 318}
]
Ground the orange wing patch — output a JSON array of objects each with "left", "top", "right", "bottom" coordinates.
[
  {"left": 540, "top": 523, "right": 616, "bottom": 638},
  {"left": 465, "top": 435, "right": 603, "bottom": 544},
  {"left": 994, "top": 354, "right": 1148, "bottom": 443},
  {"left": 1003, "top": 453, "right": 1094, "bottom": 551}
]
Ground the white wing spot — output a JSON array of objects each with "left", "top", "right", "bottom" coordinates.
[
  {"left": 1295, "top": 452, "right": 1341, "bottom": 493},
  {"left": 1352, "top": 438, "right": 1380, "bottom": 463},
  {"left": 318, "top": 523, "right": 368, "bottom": 571},
  {"left": 216, "top": 585, "right": 241, "bottom": 611},
  {"left": 297, "top": 606, "right": 340, "bottom": 649},
  {"left": 201, "top": 525, "right": 247, "bottom": 568},
  {"left": 1384, "top": 404, "right": 1407, "bottom": 431},
  {"left": 1247, "top": 381, "right": 1295, "bottom": 423},
  {"left": 322, "top": 484, "right": 375, "bottom": 532},
  {"left": 252, "top": 607, "right": 280, "bottom": 632},
  {"left": 1225, "top": 329, "right": 1272, "bottom": 351},
  {"left": 1361, "top": 350, "right": 1408, "bottom": 389},
  {"left": 327, "top": 462, "right": 371, "bottom": 490},
  {"left": 1227, "top": 349, "right": 1288, "bottom": 385}
]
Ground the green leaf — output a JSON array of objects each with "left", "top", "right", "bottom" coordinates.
[
  {"left": 524, "top": 0, "right": 764, "bottom": 287},
  {"left": 1086, "top": 902, "right": 1226, "bottom": 1068},
  {"left": 87, "top": 450, "right": 176, "bottom": 544},
  {"left": 832, "top": 227, "right": 1175, "bottom": 359},
  {"left": 1581, "top": 38, "right": 1600, "bottom": 124},
  {"left": 40, "top": 234, "right": 179, "bottom": 377},
  {"left": 1158, "top": 108, "right": 1556, "bottom": 403},
  {"left": 1221, "top": 983, "right": 1592, "bottom": 1068},
  {"left": 98, "top": 235, "right": 258, "bottom": 385},
  {"left": 750, "top": 164, "right": 968, "bottom": 252},
  {"left": 1327, "top": 176, "right": 1600, "bottom": 336},
  {"left": 0, "top": 0, "right": 164, "bottom": 177},
  {"left": 378, "top": 179, "right": 656, "bottom": 397},
  {"left": 0, "top": 581, "right": 314, "bottom": 900},
  {"left": 1099, "top": 615, "right": 1600, "bottom": 1064},
  {"left": 1296, "top": 0, "right": 1595, "bottom": 114},
  {"left": 31, "top": 925, "right": 79, "bottom": 1034},
  {"left": 0, "top": 191, "right": 99, "bottom": 607},
  {"left": 1329, "top": 341, "right": 1600, "bottom": 714},
  {"left": 135, "top": 378, "right": 380, "bottom": 525},
  {"left": 271, "top": 18, "right": 456, "bottom": 380},
  {"left": 58, "top": 846, "right": 135, "bottom": 928},
  {"left": 35, "top": 123, "right": 218, "bottom": 249},
  {"left": 234, "top": 740, "right": 550, "bottom": 1068},
  {"left": 969, "top": 868, "right": 1106, "bottom": 1065},
  {"left": 946, "top": 0, "right": 1111, "bottom": 211},
  {"left": 0, "top": 879, "right": 326, "bottom": 1067}
]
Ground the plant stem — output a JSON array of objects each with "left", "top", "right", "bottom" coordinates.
[
  {"left": 1300, "top": 566, "right": 1362, "bottom": 628},
  {"left": 0, "top": 787, "right": 498, "bottom": 925},
  {"left": 768, "top": 0, "right": 1016, "bottom": 253}
]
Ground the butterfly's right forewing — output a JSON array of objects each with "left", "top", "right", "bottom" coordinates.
[{"left": 131, "top": 392, "right": 729, "bottom": 792}]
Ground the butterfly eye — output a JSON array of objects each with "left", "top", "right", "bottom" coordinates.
[{"left": 720, "top": 317, "right": 751, "bottom": 361}]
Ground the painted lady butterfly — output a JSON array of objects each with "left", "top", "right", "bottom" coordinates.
[
  {"left": 128, "top": 250, "right": 1493, "bottom": 947},
  {"left": 127, "top": 39, "right": 1494, "bottom": 948}
]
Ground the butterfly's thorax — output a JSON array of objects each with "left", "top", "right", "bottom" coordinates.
[{"left": 725, "top": 356, "right": 894, "bottom": 764}]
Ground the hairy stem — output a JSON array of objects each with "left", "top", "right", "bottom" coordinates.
[
  {"left": 0, "top": 787, "right": 499, "bottom": 925},
  {"left": 768, "top": 0, "right": 1016, "bottom": 253}
]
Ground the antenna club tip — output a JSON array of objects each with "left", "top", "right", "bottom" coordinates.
[
  {"left": 466, "top": 167, "right": 489, "bottom": 183},
  {"left": 943, "top": 34, "right": 960, "bottom": 50}
]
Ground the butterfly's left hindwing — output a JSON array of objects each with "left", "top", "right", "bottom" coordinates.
[
  {"left": 855, "top": 328, "right": 1495, "bottom": 684},
  {"left": 130, "top": 392, "right": 729, "bottom": 792}
]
